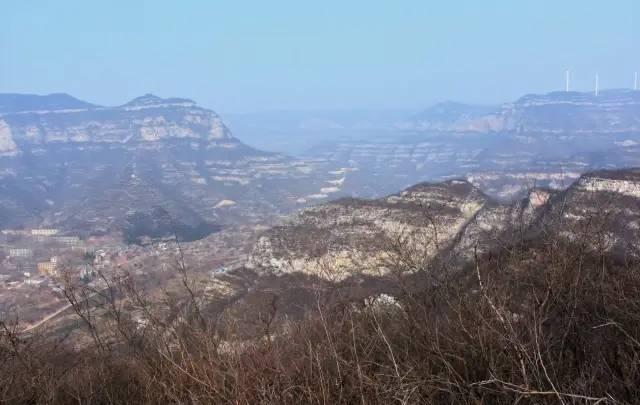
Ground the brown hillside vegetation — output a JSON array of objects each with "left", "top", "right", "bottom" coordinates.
[{"left": 1, "top": 200, "right": 640, "bottom": 404}]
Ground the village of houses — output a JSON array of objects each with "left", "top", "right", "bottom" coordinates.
[
  {"left": 0, "top": 227, "right": 147, "bottom": 325},
  {"left": 0, "top": 225, "right": 254, "bottom": 327}
]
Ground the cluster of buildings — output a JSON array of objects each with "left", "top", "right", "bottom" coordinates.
[{"left": 0, "top": 228, "right": 84, "bottom": 278}]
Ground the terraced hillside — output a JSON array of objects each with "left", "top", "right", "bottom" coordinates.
[{"left": 0, "top": 93, "right": 339, "bottom": 239}]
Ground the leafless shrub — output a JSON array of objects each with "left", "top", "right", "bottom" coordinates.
[{"left": 1, "top": 201, "right": 640, "bottom": 404}]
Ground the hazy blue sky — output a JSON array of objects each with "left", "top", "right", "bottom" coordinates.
[{"left": 2, "top": 0, "right": 638, "bottom": 112}]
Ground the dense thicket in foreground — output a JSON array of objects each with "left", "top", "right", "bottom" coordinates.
[{"left": 2, "top": 224, "right": 640, "bottom": 404}]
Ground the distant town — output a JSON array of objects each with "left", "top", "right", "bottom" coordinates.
[{"left": 0, "top": 224, "right": 254, "bottom": 328}]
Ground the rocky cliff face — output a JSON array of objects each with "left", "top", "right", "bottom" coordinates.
[
  {"left": 3, "top": 90, "right": 639, "bottom": 244},
  {"left": 400, "top": 102, "right": 499, "bottom": 132},
  {"left": 0, "top": 93, "right": 232, "bottom": 150},
  {"left": 247, "top": 180, "right": 493, "bottom": 280},
  {"left": 494, "top": 90, "right": 640, "bottom": 135},
  {"left": 314, "top": 90, "right": 640, "bottom": 205},
  {"left": 403, "top": 89, "right": 640, "bottom": 135},
  {"left": 248, "top": 169, "right": 640, "bottom": 280},
  {"left": 541, "top": 168, "right": 640, "bottom": 256},
  {"left": 0, "top": 121, "right": 18, "bottom": 156},
  {"left": 0, "top": 93, "right": 339, "bottom": 238}
]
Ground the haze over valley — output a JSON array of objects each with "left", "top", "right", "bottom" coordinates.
[
  {"left": 2, "top": 1, "right": 640, "bottom": 403},
  {"left": 1, "top": 88, "right": 639, "bottom": 240}
]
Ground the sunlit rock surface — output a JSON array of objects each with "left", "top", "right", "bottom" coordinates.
[{"left": 249, "top": 169, "right": 640, "bottom": 280}]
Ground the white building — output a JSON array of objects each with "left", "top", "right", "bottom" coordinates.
[
  {"left": 9, "top": 248, "right": 33, "bottom": 258},
  {"left": 31, "top": 228, "right": 59, "bottom": 237}
]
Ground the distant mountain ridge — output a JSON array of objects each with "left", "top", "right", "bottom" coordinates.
[
  {"left": 0, "top": 92, "right": 338, "bottom": 239},
  {"left": 0, "top": 93, "right": 97, "bottom": 114},
  {"left": 0, "top": 93, "right": 235, "bottom": 156},
  {"left": 1, "top": 89, "right": 639, "bottom": 241},
  {"left": 401, "top": 102, "right": 499, "bottom": 132},
  {"left": 403, "top": 89, "right": 640, "bottom": 135}
]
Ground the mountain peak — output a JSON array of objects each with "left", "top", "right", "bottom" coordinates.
[
  {"left": 0, "top": 93, "right": 97, "bottom": 114},
  {"left": 515, "top": 88, "right": 640, "bottom": 105},
  {"left": 123, "top": 94, "right": 196, "bottom": 108},
  {"left": 127, "top": 93, "right": 162, "bottom": 104}
]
